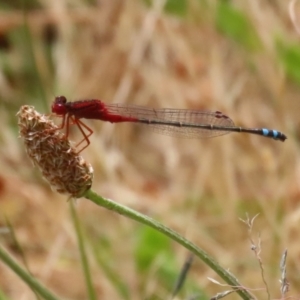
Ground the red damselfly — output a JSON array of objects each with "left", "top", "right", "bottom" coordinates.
[{"left": 52, "top": 96, "right": 287, "bottom": 153}]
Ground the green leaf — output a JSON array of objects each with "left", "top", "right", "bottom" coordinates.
[
  {"left": 0, "top": 288, "right": 10, "bottom": 300},
  {"left": 277, "top": 41, "right": 300, "bottom": 85},
  {"left": 216, "top": 2, "right": 261, "bottom": 51},
  {"left": 164, "top": 0, "right": 187, "bottom": 16},
  {"left": 143, "top": 0, "right": 187, "bottom": 17},
  {"left": 134, "top": 226, "right": 173, "bottom": 272}
]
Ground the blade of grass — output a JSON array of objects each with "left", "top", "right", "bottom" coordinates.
[
  {"left": 21, "top": 0, "right": 48, "bottom": 110},
  {"left": 0, "top": 243, "right": 60, "bottom": 300},
  {"left": 170, "top": 253, "right": 194, "bottom": 299},
  {"left": 70, "top": 201, "right": 97, "bottom": 300},
  {"left": 5, "top": 217, "right": 41, "bottom": 300},
  {"left": 84, "top": 189, "right": 254, "bottom": 300}
]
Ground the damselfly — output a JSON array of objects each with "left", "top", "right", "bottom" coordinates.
[{"left": 52, "top": 96, "right": 287, "bottom": 152}]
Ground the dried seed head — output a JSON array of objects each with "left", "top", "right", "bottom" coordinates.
[{"left": 17, "top": 105, "right": 93, "bottom": 198}]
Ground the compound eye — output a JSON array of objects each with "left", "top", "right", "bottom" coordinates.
[
  {"left": 52, "top": 96, "right": 67, "bottom": 114},
  {"left": 55, "top": 96, "right": 67, "bottom": 104}
]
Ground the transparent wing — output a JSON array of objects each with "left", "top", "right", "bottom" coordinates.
[{"left": 106, "top": 104, "right": 235, "bottom": 138}]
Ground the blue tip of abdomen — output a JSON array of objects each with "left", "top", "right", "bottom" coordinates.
[{"left": 262, "top": 128, "right": 286, "bottom": 141}]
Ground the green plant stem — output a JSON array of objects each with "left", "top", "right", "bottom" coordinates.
[
  {"left": 85, "top": 189, "right": 254, "bottom": 300},
  {"left": 70, "top": 201, "right": 97, "bottom": 300},
  {"left": 0, "top": 244, "right": 60, "bottom": 300}
]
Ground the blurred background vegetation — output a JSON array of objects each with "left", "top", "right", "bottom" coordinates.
[{"left": 0, "top": 0, "right": 300, "bottom": 299}]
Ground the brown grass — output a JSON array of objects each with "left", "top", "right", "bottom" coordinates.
[{"left": 0, "top": 0, "right": 300, "bottom": 299}]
